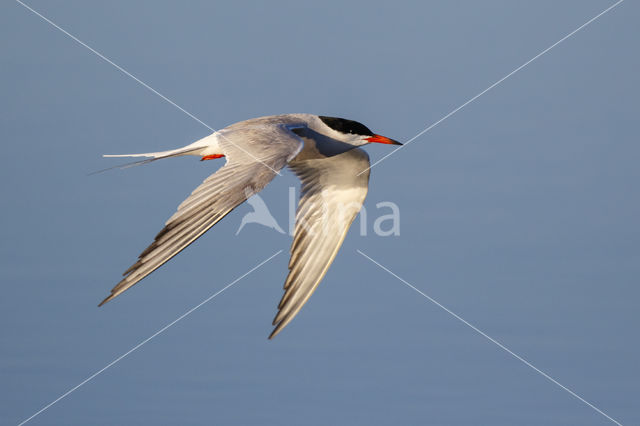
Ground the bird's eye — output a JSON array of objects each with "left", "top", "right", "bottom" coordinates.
[{"left": 319, "top": 116, "right": 374, "bottom": 137}]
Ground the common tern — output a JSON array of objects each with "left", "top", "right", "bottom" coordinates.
[{"left": 99, "top": 114, "right": 401, "bottom": 338}]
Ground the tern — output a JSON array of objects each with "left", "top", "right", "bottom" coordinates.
[{"left": 99, "top": 114, "right": 401, "bottom": 338}]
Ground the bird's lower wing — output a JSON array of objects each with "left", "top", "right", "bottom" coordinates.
[
  {"left": 270, "top": 148, "right": 370, "bottom": 338},
  {"left": 100, "top": 125, "right": 303, "bottom": 306}
]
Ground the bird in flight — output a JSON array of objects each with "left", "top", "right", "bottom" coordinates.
[{"left": 99, "top": 114, "right": 401, "bottom": 338}]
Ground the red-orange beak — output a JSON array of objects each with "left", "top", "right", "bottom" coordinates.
[{"left": 365, "top": 134, "right": 402, "bottom": 145}]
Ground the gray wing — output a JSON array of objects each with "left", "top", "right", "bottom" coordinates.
[
  {"left": 100, "top": 125, "right": 303, "bottom": 306},
  {"left": 270, "top": 147, "right": 370, "bottom": 338}
]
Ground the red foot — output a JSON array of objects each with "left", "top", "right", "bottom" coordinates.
[{"left": 201, "top": 154, "right": 225, "bottom": 161}]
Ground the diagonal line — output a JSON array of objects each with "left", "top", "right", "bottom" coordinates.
[
  {"left": 17, "top": 250, "right": 283, "bottom": 426},
  {"left": 15, "top": 0, "right": 282, "bottom": 176},
  {"left": 15, "top": 0, "right": 213, "bottom": 131},
  {"left": 356, "top": 249, "right": 622, "bottom": 426},
  {"left": 359, "top": 0, "right": 624, "bottom": 176}
]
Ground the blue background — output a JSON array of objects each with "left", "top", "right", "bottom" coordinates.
[{"left": 1, "top": 1, "right": 638, "bottom": 425}]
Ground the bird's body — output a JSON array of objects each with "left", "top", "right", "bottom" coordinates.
[{"left": 100, "top": 114, "right": 400, "bottom": 338}]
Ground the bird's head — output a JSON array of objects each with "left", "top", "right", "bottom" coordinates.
[{"left": 318, "top": 116, "right": 402, "bottom": 147}]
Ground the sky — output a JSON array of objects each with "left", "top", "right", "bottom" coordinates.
[{"left": 1, "top": 1, "right": 638, "bottom": 425}]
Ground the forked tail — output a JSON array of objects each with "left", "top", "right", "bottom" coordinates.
[
  {"left": 90, "top": 145, "right": 206, "bottom": 175},
  {"left": 103, "top": 144, "right": 207, "bottom": 159}
]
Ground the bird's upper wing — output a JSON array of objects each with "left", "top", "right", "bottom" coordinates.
[
  {"left": 100, "top": 124, "right": 303, "bottom": 306},
  {"left": 270, "top": 147, "right": 370, "bottom": 338}
]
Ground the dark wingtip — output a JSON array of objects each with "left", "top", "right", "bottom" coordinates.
[
  {"left": 98, "top": 294, "right": 113, "bottom": 307},
  {"left": 268, "top": 323, "right": 283, "bottom": 340}
]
